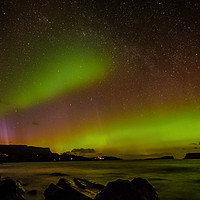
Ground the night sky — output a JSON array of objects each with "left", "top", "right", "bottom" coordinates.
[{"left": 0, "top": 0, "right": 200, "bottom": 158}]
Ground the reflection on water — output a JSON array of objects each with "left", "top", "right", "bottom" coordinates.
[{"left": 1, "top": 159, "right": 200, "bottom": 200}]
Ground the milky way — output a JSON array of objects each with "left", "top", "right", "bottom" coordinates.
[{"left": 0, "top": 0, "right": 200, "bottom": 158}]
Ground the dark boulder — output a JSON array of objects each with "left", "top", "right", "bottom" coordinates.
[
  {"left": 57, "top": 178, "right": 71, "bottom": 190},
  {"left": 131, "top": 178, "right": 159, "bottom": 200},
  {"left": 44, "top": 178, "right": 159, "bottom": 200},
  {"left": 95, "top": 178, "right": 159, "bottom": 200},
  {"left": 44, "top": 179, "right": 91, "bottom": 200},
  {"left": 73, "top": 178, "right": 105, "bottom": 190},
  {"left": 0, "top": 177, "right": 25, "bottom": 200}
]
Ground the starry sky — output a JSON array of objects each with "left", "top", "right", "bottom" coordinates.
[{"left": 0, "top": 0, "right": 200, "bottom": 158}]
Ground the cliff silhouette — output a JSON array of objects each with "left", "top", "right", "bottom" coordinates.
[{"left": 0, "top": 145, "right": 121, "bottom": 162}]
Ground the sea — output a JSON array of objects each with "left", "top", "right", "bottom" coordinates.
[{"left": 0, "top": 159, "right": 200, "bottom": 200}]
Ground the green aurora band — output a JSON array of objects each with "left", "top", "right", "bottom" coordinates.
[
  {"left": 52, "top": 107, "right": 200, "bottom": 155},
  {"left": 2, "top": 45, "right": 110, "bottom": 113}
]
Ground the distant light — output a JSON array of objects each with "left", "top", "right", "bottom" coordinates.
[{"left": 98, "top": 156, "right": 104, "bottom": 160}]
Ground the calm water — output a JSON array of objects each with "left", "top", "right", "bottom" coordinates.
[{"left": 0, "top": 159, "right": 200, "bottom": 200}]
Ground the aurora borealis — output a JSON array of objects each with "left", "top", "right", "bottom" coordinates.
[{"left": 0, "top": 0, "right": 200, "bottom": 158}]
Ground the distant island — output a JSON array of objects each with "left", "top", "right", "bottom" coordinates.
[
  {"left": 184, "top": 153, "right": 200, "bottom": 159},
  {"left": 0, "top": 145, "right": 122, "bottom": 163},
  {"left": 144, "top": 156, "right": 174, "bottom": 160}
]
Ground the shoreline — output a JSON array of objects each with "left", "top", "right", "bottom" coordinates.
[{"left": 1, "top": 159, "right": 200, "bottom": 199}]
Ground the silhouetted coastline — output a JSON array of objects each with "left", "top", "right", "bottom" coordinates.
[
  {"left": 0, "top": 145, "right": 122, "bottom": 163},
  {"left": 184, "top": 153, "right": 200, "bottom": 159},
  {"left": 144, "top": 156, "right": 174, "bottom": 160}
]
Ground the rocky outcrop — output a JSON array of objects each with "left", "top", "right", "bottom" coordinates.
[
  {"left": 73, "top": 178, "right": 105, "bottom": 190},
  {"left": 0, "top": 177, "right": 25, "bottom": 200},
  {"left": 44, "top": 178, "right": 159, "bottom": 200},
  {"left": 95, "top": 178, "right": 159, "bottom": 200},
  {"left": 44, "top": 178, "right": 91, "bottom": 200},
  {"left": 184, "top": 153, "right": 200, "bottom": 159},
  {"left": 0, "top": 176, "right": 159, "bottom": 200}
]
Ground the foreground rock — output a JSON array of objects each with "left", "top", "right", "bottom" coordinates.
[
  {"left": 44, "top": 178, "right": 91, "bottom": 200},
  {"left": 95, "top": 178, "right": 159, "bottom": 200},
  {"left": 44, "top": 178, "right": 159, "bottom": 200},
  {"left": 0, "top": 177, "right": 25, "bottom": 200},
  {"left": 73, "top": 178, "right": 105, "bottom": 190}
]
